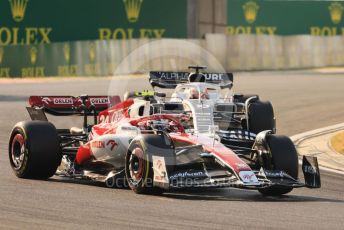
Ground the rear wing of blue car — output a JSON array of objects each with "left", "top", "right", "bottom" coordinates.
[{"left": 149, "top": 71, "right": 234, "bottom": 89}]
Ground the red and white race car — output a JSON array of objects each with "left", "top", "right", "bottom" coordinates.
[{"left": 9, "top": 68, "right": 321, "bottom": 196}]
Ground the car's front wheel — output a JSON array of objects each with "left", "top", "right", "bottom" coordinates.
[
  {"left": 125, "top": 134, "right": 175, "bottom": 194},
  {"left": 258, "top": 135, "right": 299, "bottom": 196}
]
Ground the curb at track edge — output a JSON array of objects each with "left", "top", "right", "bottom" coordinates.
[{"left": 290, "top": 123, "right": 344, "bottom": 175}]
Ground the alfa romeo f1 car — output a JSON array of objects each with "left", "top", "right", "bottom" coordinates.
[{"left": 9, "top": 66, "right": 321, "bottom": 196}]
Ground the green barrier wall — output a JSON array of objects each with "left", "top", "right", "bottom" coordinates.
[
  {"left": 0, "top": 0, "right": 187, "bottom": 45},
  {"left": 2, "top": 34, "right": 344, "bottom": 78},
  {"left": 227, "top": 0, "right": 344, "bottom": 35},
  {"left": 0, "top": 40, "right": 148, "bottom": 77}
]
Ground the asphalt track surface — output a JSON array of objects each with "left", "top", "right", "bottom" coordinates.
[{"left": 0, "top": 71, "right": 343, "bottom": 229}]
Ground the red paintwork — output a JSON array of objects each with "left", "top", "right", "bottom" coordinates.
[
  {"left": 75, "top": 143, "right": 92, "bottom": 165},
  {"left": 73, "top": 98, "right": 252, "bottom": 174},
  {"left": 91, "top": 100, "right": 134, "bottom": 138},
  {"left": 169, "top": 134, "right": 251, "bottom": 173},
  {"left": 29, "top": 95, "right": 121, "bottom": 110},
  {"left": 106, "top": 140, "right": 118, "bottom": 151},
  {"left": 97, "top": 99, "right": 134, "bottom": 124}
]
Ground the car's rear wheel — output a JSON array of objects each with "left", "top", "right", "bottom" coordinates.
[
  {"left": 8, "top": 121, "right": 62, "bottom": 179},
  {"left": 258, "top": 135, "right": 299, "bottom": 196},
  {"left": 248, "top": 100, "right": 275, "bottom": 134}
]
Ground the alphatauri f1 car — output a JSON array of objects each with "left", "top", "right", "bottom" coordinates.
[{"left": 9, "top": 66, "right": 320, "bottom": 196}]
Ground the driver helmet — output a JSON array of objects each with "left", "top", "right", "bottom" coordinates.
[
  {"left": 188, "top": 88, "right": 199, "bottom": 99},
  {"left": 188, "top": 87, "right": 209, "bottom": 99}
]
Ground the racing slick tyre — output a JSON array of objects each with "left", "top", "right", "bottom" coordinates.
[
  {"left": 258, "top": 135, "right": 299, "bottom": 196},
  {"left": 248, "top": 100, "right": 275, "bottom": 134},
  {"left": 125, "top": 134, "right": 175, "bottom": 195},
  {"left": 8, "top": 121, "right": 62, "bottom": 179}
]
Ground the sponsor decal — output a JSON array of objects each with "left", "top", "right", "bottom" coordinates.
[
  {"left": 0, "top": 47, "right": 4, "bottom": 64},
  {"left": 91, "top": 141, "right": 105, "bottom": 148},
  {"left": 243, "top": 1, "right": 259, "bottom": 24},
  {"left": 156, "top": 159, "right": 163, "bottom": 169},
  {"left": 311, "top": 2, "right": 344, "bottom": 35},
  {"left": 169, "top": 170, "right": 206, "bottom": 180},
  {"left": 215, "top": 158, "right": 226, "bottom": 167},
  {"left": 152, "top": 156, "right": 169, "bottom": 184},
  {"left": 223, "top": 130, "right": 256, "bottom": 141},
  {"left": 204, "top": 73, "right": 225, "bottom": 81},
  {"left": 106, "top": 140, "right": 118, "bottom": 151},
  {"left": 98, "top": 115, "right": 108, "bottom": 123},
  {"left": 123, "top": 0, "right": 143, "bottom": 23},
  {"left": 99, "top": 110, "right": 124, "bottom": 123},
  {"left": 264, "top": 170, "right": 285, "bottom": 178},
  {"left": 58, "top": 43, "right": 78, "bottom": 76},
  {"left": 154, "top": 72, "right": 230, "bottom": 82},
  {"left": 239, "top": 171, "right": 258, "bottom": 183},
  {"left": 90, "top": 97, "right": 110, "bottom": 104},
  {"left": 111, "top": 110, "right": 124, "bottom": 121},
  {"left": 329, "top": 2, "right": 344, "bottom": 24},
  {"left": 53, "top": 97, "right": 73, "bottom": 104},
  {"left": 227, "top": 1, "right": 276, "bottom": 35},
  {"left": 41, "top": 97, "right": 52, "bottom": 104},
  {"left": 63, "top": 43, "right": 70, "bottom": 63},
  {"left": 9, "top": 0, "right": 29, "bottom": 22},
  {"left": 159, "top": 72, "right": 188, "bottom": 81},
  {"left": 30, "top": 47, "right": 38, "bottom": 65},
  {"left": 1, "top": 0, "right": 182, "bottom": 47},
  {"left": 303, "top": 165, "right": 317, "bottom": 174},
  {"left": 89, "top": 42, "right": 96, "bottom": 62},
  {"left": 264, "top": 170, "right": 296, "bottom": 181}
]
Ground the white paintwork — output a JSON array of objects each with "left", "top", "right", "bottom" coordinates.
[
  {"left": 239, "top": 171, "right": 259, "bottom": 185},
  {"left": 89, "top": 134, "right": 133, "bottom": 167},
  {"left": 183, "top": 100, "right": 215, "bottom": 133},
  {"left": 128, "top": 99, "right": 151, "bottom": 118}
]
